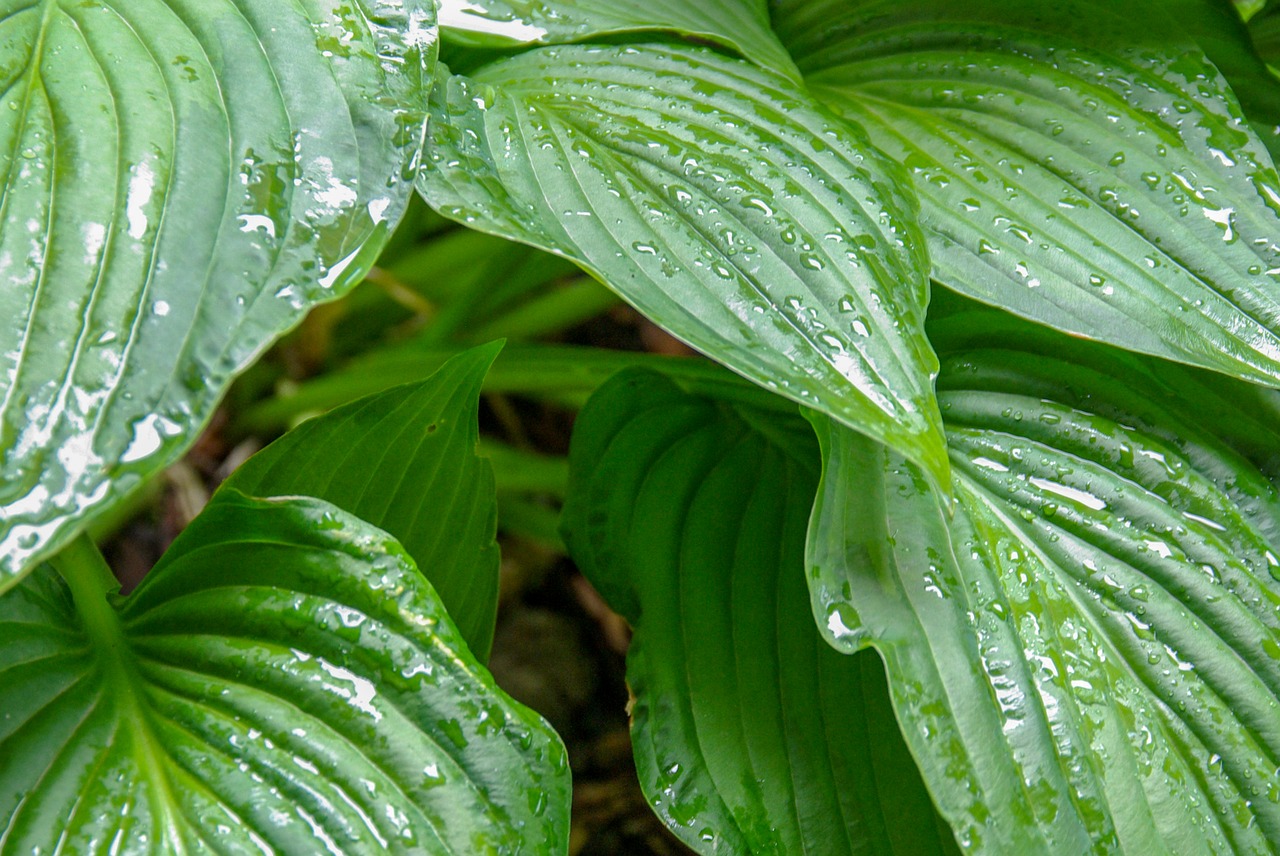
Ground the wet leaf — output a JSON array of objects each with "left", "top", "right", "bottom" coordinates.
[
  {"left": 774, "top": 0, "right": 1280, "bottom": 386},
  {"left": 806, "top": 321, "right": 1280, "bottom": 853},
  {"left": 562, "top": 369, "right": 958, "bottom": 855},
  {"left": 0, "top": 0, "right": 435, "bottom": 588},
  {"left": 0, "top": 492, "right": 569, "bottom": 854},
  {"left": 224, "top": 343, "right": 503, "bottom": 661},
  {"left": 1161, "top": 0, "right": 1280, "bottom": 162},
  {"left": 437, "top": 0, "right": 798, "bottom": 80},
  {"left": 419, "top": 44, "right": 949, "bottom": 489}
]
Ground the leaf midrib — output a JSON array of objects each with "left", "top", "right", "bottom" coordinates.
[{"left": 51, "top": 541, "right": 188, "bottom": 852}]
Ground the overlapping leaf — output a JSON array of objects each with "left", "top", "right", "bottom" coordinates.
[
  {"left": 1162, "top": 0, "right": 1280, "bottom": 161},
  {"left": 437, "top": 0, "right": 798, "bottom": 80},
  {"left": 419, "top": 44, "right": 949, "bottom": 487},
  {"left": 0, "top": 0, "right": 434, "bottom": 587},
  {"left": 1250, "top": 1, "right": 1280, "bottom": 71},
  {"left": 0, "top": 492, "right": 569, "bottom": 854},
  {"left": 562, "top": 369, "right": 957, "bottom": 855},
  {"left": 773, "top": 0, "right": 1280, "bottom": 386},
  {"left": 806, "top": 318, "right": 1280, "bottom": 853},
  {"left": 224, "top": 344, "right": 502, "bottom": 660}
]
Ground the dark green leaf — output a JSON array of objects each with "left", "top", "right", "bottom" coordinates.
[
  {"left": 0, "top": 493, "right": 568, "bottom": 853},
  {"left": 563, "top": 369, "right": 958, "bottom": 855},
  {"left": 223, "top": 343, "right": 502, "bottom": 661},
  {"left": 1250, "top": 2, "right": 1280, "bottom": 70},
  {"left": 438, "top": 0, "right": 799, "bottom": 80},
  {"left": 806, "top": 330, "right": 1280, "bottom": 852},
  {"left": 0, "top": 0, "right": 434, "bottom": 588},
  {"left": 774, "top": 0, "right": 1280, "bottom": 386},
  {"left": 419, "top": 45, "right": 949, "bottom": 488}
]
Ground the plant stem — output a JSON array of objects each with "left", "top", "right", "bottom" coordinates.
[
  {"left": 497, "top": 495, "right": 566, "bottom": 551},
  {"left": 468, "top": 277, "right": 618, "bottom": 342},
  {"left": 47, "top": 534, "right": 185, "bottom": 849},
  {"left": 482, "top": 440, "right": 570, "bottom": 497},
  {"left": 234, "top": 343, "right": 789, "bottom": 436},
  {"left": 49, "top": 533, "right": 121, "bottom": 643}
]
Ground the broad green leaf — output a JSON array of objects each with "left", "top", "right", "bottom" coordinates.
[
  {"left": 926, "top": 303, "right": 1280, "bottom": 487},
  {"left": 773, "top": 0, "right": 1280, "bottom": 387},
  {"left": 1162, "top": 0, "right": 1280, "bottom": 162},
  {"left": 806, "top": 332, "right": 1280, "bottom": 852},
  {"left": 0, "top": 0, "right": 434, "bottom": 588},
  {"left": 436, "top": 0, "right": 799, "bottom": 81},
  {"left": 419, "top": 45, "right": 949, "bottom": 488},
  {"left": 223, "top": 343, "right": 502, "bottom": 661},
  {"left": 562, "top": 369, "right": 958, "bottom": 855},
  {"left": 0, "top": 493, "right": 569, "bottom": 853}
]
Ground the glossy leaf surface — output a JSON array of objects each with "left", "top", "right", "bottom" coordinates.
[
  {"left": 774, "top": 0, "right": 1280, "bottom": 386},
  {"left": 437, "top": 0, "right": 798, "bottom": 79},
  {"left": 224, "top": 344, "right": 502, "bottom": 661},
  {"left": 0, "top": 0, "right": 434, "bottom": 587},
  {"left": 1162, "top": 0, "right": 1280, "bottom": 162},
  {"left": 806, "top": 324, "right": 1280, "bottom": 853},
  {"left": 0, "top": 492, "right": 568, "bottom": 854},
  {"left": 563, "top": 369, "right": 958, "bottom": 855},
  {"left": 420, "top": 45, "right": 948, "bottom": 487}
]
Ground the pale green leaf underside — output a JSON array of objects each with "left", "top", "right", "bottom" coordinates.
[
  {"left": 0, "top": 0, "right": 434, "bottom": 588},
  {"left": 562, "top": 369, "right": 957, "bottom": 856},
  {"left": 223, "top": 343, "right": 503, "bottom": 661},
  {"left": 436, "top": 0, "right": 799, "bottom": 81},
  {"left": 807, "top": 326, "right": 1280, "bottom": 853},
  {"left": 0, "top": 492, "right": 569, "bottom": 854},
  {"left": 419, "top": 44, "right": 949, "bottom": 487},
  {"left": 774, "top": 0, "right": 1280, "bottom": 387}
]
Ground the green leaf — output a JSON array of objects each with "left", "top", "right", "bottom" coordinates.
[
  {"left": 773, "top": 0, "right": 1280, "bottom": 387},
  {"left": 223, "top": 343, "right": 503, "bottom": 661},
  {"left": 419, "top": 45, "right": 949, "bottom": 489},
  {"left": 806, "top": 332, "right": 1280, "bottom": 853},
  {"left": 1250, "top": 2, "right": 1280, "bottom": 70},
  {"left": 437, "top": 0, "right": 800, "bottom": 81},
  {"left": 1162, "top": 0, "right": 1280, "bottom": 162},
  {"left": 0, "top": 0, "right": 434, "bottom": 588},
  {"left": 0, "top": 494, "right": 569, "bottom": 854},
  {"left": 562, "top": 369, "right": 958, "bottom": 855}
]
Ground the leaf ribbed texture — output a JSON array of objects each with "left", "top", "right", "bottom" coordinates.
[
  {"left": 419, "top": 44, "right": 949, "bottom": 487},
  {"left": 438, "top": 0, "right": 799, "bottom": 80},
  {"left": 0, "top": 493, "right": 569, "bottom": 854},
  {"left": 0, "top": 0, "right": 434, "bottom": 587},
  {"left": 563, "top": 369, "right": 958, "bottom": 856},
  {"left": 774, "top": 0, "right": 1280, "bottom": 387},
  {"left": 807, "top": 321, "right": 1280, "bottom": 853},
  {"left": 223, "top": 344, "right": 503, "bottom": 661}
]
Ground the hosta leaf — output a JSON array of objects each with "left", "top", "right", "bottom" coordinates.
[
  {"left": 223, "top": 343, "right": 502, "bottom": 661},
  {"left": 562, "top": 369, "right": 958, "bottom": 855},
  {"left": 0, "top": 0, "right": 434, "bottom": 587},
  {"left": 1162, "top": 0, "right": 1280, "bottom": 162},
  {"left": 926, "top": 302, "right": 1280, "bottom": 487},
  {"left": 806, "top": 331, "right": 1280, "bottom": 853},
  {"left": 773, "top": 0, "right": 1280, "bottom": 386},
  {"left": 0, "top": 492, "right": 568, "bottom": 854},
  {"left": 419, "top": 44, "right": 949, "bottom": 488},
  {"left": 436, "top": 0, "right": 799, "bottom": 81}
]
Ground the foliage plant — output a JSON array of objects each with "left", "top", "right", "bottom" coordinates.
[{"left": 4, "top": 0, "right": 1280, "bottom": 852}]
